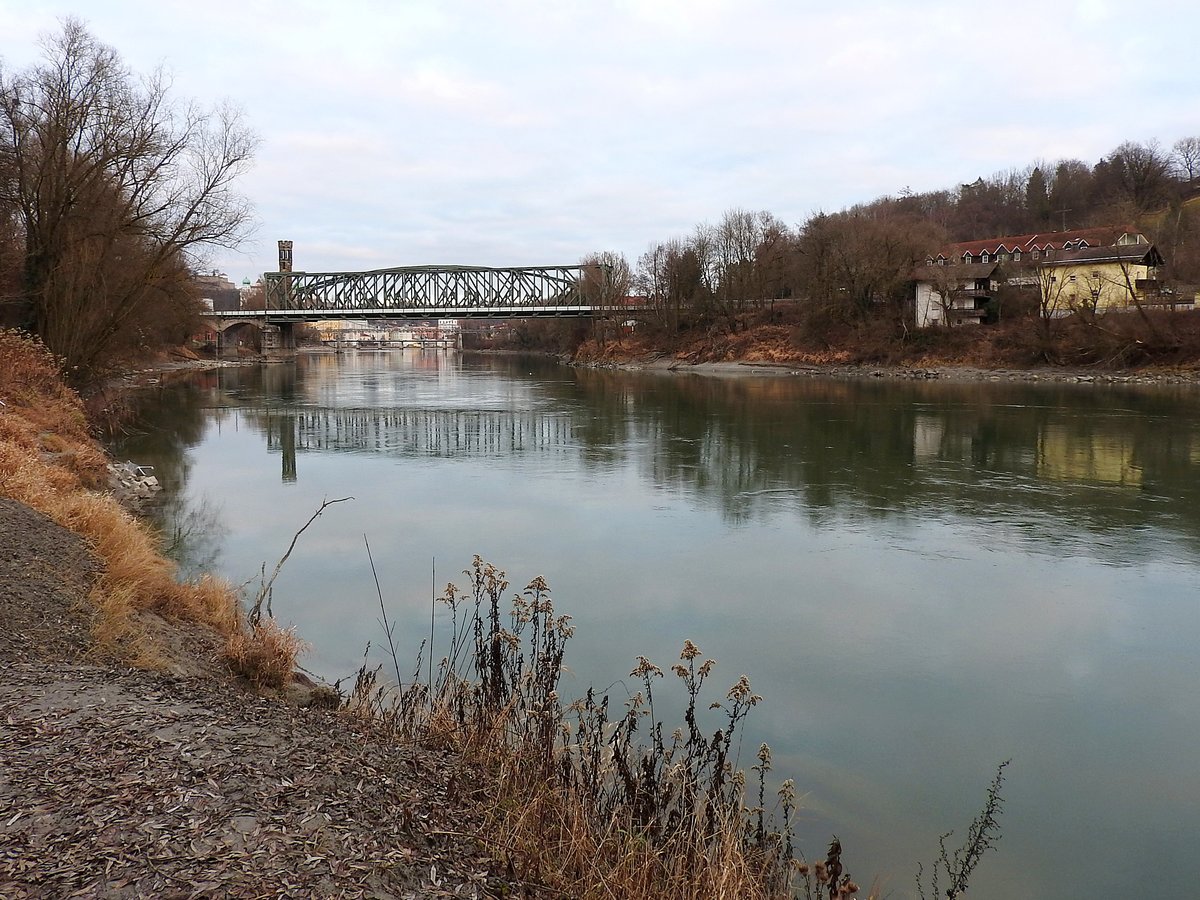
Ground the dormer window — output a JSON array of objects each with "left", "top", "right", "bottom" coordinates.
[
  {"left": 1032, "top": 249, "right": 1039, "bottom": 260},
  {"left": 964, "top": 253, "right": 973, "bottom": 264},
  {"left": 1014, "top": 250, "right": 1022, "bottom": 261},
  {"left": 980, "top": 251, "right": 989, "bottom": 264}
]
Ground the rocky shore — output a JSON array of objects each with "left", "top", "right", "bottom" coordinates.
[{"left": 572, "top": 354, "right": 1200, "bottom": 386}]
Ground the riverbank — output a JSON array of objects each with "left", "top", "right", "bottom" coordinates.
[
  {"left": 575, "top": 353, "right": 1200, "bottom": 386},
  {"left": 0, "top": 502, "right": 520, "bottom": 898},
  {"left": 1, "top": 336, "right": 814, "bottom": 899},
  {"left": 0, "top": 333, "right": 535, "bottom": 896},
  {"left": 562, "top": 304, "right": 1200, "bottom": 386}
]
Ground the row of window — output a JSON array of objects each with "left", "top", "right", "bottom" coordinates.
[{"left": 929, "top": 240, "right": 1093, "bottom": 267}]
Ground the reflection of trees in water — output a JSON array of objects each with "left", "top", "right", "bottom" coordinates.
[
  {"left": 106, "top": 378, "right": 227, "bottom": 574},
  {"left": 165, "top": 356, "right": 1200, "bottom": 554},
  {"left": 558, "top": 370, "right": 1200, "bottom": 551},
  {"left": 159, "top": 493, "right": 224, "bottom": 577}
]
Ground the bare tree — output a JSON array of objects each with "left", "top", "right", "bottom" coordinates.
[
  {"left": 1171, "top": 136, "right": 1200, "bottom": 184},
  {"left": 580, "top": 250, "right": 632, "bottom": 308},
  {"left": 0, "top": 19, "right": 257, "bottom": 378},
  {"left": 1095, "top": 140, "right": 1173, "bottom": 212},
  {"left": 797, "top": 208, "right": 945, "bottom": 325}
]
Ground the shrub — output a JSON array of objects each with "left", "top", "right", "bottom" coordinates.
[{"left": 225, "top": 618, "right": 310, "bottom": 690}]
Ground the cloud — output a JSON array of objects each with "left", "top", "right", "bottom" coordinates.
[{"left": 4, "top": 0, "right": 1199, "bottom": 279}]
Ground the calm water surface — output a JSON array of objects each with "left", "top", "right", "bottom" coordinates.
[{"left": 116, "top": 351, "right": 1200, "bottom": 899}]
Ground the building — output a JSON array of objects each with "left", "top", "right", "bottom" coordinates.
[
  {"left": 935, "top": 225, "right": 1150, "bottom": 268},
  {"left": 192, "top": 272, "right": 240, "bottom": 312},
  {"left": 1035, "top": 243, "right": 1165, "bottom": 315},
  {"left": 914, "top": 262, "right": 1001, "bottom": 327},
  {"left": 915, "top": 226, "right": 1169, "bottom": 326}
]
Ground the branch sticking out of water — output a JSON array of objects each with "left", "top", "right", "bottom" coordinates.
[{"left": 249, "top": 496, "right": 353, "bottom": 626}]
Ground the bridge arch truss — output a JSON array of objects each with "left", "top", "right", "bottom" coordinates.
[{"left": 262, "top": 264, "right": 610, "bottom": 319}]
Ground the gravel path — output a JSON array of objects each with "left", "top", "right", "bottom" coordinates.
[{"left": 0, "top": 499, "right": 530, "bottom": 899}]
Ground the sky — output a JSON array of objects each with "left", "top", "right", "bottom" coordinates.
[{"left": 1, "top": 0, "right": 1197, "bottom": 283}]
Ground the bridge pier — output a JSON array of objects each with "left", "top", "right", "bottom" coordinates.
[{"left": 261, "top": 322, "right": 297, "bottom": 358}]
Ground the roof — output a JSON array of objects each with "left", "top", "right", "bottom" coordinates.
[
  {"left": 947, "top": 225, "right": 1141, "bottom": 258},
  {"left": 913, "top": 262, "right": 999, "bottom": 281},
  {"left": 1042, "top": 244, "right": 1164, "bottom": 267}
]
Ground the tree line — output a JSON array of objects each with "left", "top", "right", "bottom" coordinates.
[
  {"left": 0, "top": 19, "right": 255, "bottom": 381},
  {"left": 582, "top": 136, "right": 1200, "bottom": 340}
]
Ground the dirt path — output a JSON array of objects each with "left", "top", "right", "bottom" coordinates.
[{"left": 0, "top": 500, "right": 527, "bottom": 899}]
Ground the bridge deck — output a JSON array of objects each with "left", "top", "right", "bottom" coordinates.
[{"left": 209, "top": 305, "right": 600, "bottom": 320}]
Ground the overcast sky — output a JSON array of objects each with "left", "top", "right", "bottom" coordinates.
[{"left": 2, "top": 1, "right": 1197, "bottom": 282}]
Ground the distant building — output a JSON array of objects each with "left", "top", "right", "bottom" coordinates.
[
  {"left": 192, "top": 272, "right": 240, "bottom": 312},
  {"left": 913, "top": 262, "right": 1001, "bottom": 327}
]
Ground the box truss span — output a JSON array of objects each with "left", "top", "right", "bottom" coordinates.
[{"left": 258, "top": 264, "right": 606, "bottom": 319}]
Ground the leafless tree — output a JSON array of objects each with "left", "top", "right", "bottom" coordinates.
[
  {"left": 797, "top": 208, "right": 945, "bottom": 324},
  {"left": 1171, "top": 136, "right": 1200, "bottom": 184},
  {"left": 1095, "top": 140, "right": 1173, "bottom": 212},
  {"left": 580, "top": 250, "right": 632, "bottom": 309},
  {"left": 0, "top": 19, "right": 257, "bottom": 378}
]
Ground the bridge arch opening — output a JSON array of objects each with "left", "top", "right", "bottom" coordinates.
[{"left": 220, "top": 321, "right": 263, "bottom": 354}]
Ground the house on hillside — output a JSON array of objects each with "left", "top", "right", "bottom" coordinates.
[
  {"left": 915, "top": 226, "right": 1172, "bottom": 326},
  {"left": 914, "top": 262, "right": 1001, "bottom": 327}
]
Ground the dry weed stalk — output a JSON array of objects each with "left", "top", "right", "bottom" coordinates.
[{"left": 350, "top": 555, "right": 847, "bottom": 899}]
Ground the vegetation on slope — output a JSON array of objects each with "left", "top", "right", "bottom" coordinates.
[{"left": 0, "top": 329, "right": 298, "bottom": 679}]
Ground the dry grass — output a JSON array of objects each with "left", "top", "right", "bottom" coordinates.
[
  {"left": 0, "top": 329, "right": 243, "bottom": 665},
  {"left": 225, "top": 618, "right": 310, "bottom": 689},
  {"left": 571, "top": 304, "right": 1200, "bottom": 374}
]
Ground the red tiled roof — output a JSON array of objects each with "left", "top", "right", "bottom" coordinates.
[{"left": 947, "top": 225, "right": 1139, "bottom": 258}]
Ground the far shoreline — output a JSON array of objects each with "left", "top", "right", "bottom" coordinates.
[
  {"left": 118, "top": 345, "right": 1200, "bottom": 393},
  {"left": 562, "top": 352, "right": 1200, "bottom": 387}
]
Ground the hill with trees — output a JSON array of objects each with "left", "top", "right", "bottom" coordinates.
[{"left": 538, "top": 136, "right": 1200, "bottom": 369}]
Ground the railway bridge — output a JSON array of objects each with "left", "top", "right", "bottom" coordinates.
[{"left": 203, "top": 246, "right": 624, "bottom": 354}]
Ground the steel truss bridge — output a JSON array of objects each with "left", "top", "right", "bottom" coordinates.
[{"left": 221, "top": 264, "right": 615, "bottom": 321}]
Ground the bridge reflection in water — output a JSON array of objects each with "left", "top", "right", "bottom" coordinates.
[{"left": 263, "top": 407, "right": 575, "bottom": 481}]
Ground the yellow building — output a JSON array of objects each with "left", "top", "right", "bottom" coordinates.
[{"left": 1039, "top": 243, "right": 1166, "bottom": 314}]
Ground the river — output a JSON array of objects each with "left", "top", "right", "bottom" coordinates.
[{"left": 113, "top": 350, "right": 1200, "bottom": 899}]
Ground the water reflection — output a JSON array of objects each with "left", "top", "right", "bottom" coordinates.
[
  {"left": 161, "top": 355, "right": 1200, "bottom": 560},
  {"left": 110, "top": 352, "right": 1200, "bottom": 900}
]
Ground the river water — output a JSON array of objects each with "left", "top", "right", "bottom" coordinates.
[{"left": 114, "top": 350, "right": 1200, "bottom": 899}]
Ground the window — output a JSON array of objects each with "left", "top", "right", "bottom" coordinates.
[
  {"left": 981, "top": 252, "right": 989, "bottom": 264},
  {"left": 1044, "top": 248, "right": 1053, "bottom": 258},
  {"left": 1031, "top": 249, "right": 1039, "bottom": 260},
  {"left": 964, "top": 253, "right": 973, "bottom": 264},
  {"left": 1014, "top": 250, "right": 1022, "bottom": 261},
  {"left": 937, "top": 257, "right": 946, "bottom": 266},
  {"left": 1068, "top": 274, "right": 1076, "bottom": 282}
]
